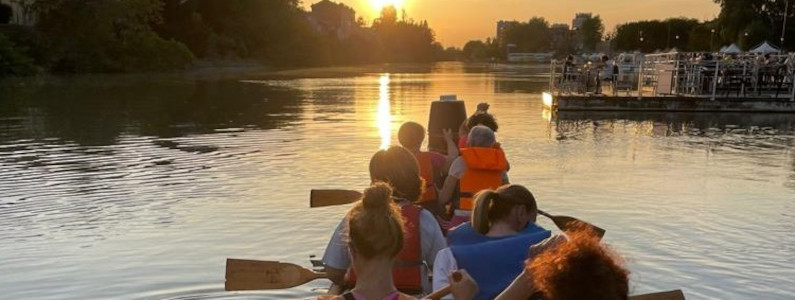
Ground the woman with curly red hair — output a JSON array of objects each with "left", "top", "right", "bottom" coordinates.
[{"left": 496, "top": 231, "right": 630, "bottom": 300}]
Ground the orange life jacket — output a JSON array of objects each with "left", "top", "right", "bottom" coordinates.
[
  {"left": 345, "top": 204, "right": 424, "bottom": 294},
  {"left": 415, "top": 152, "right": 438, "bottom": 203},
  {"left": 458, "top": 147, "right": 509, "bottom": 210}
]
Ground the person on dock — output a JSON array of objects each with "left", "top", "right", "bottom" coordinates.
[
  {"left": 322, "top": 146, "right": 447, "bottom": 295},
  {"left": 398, "top": 121, "right": 458, "bottom": 218},
  {"left": 433, "top": 185, "right": 552, "bottom": 300},
  {"left": 495, "top": 230, "right": 629, "bottom": 300},
  {"left": 597, "top": 55, "right": 616, "bottom": 95},
  {"left": 318, "top": 183, "right": 479, "bottom": 300},
  {"left": 438, "top": 126, "right": 509, "bottom": 225}
]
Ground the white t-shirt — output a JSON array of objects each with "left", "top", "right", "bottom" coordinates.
[
  {"left": 432, "top": 248, "right": 458, "bottom": 300},
  {"left": 321, "top": 203, "right": 447, "bottom": 293}
]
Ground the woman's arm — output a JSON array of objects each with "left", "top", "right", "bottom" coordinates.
[
  {"left": 325, "top": 267, "right": 347, "bottom": 292},
  {"left": 494, "top": 270, "right": 535, "bottom": 300},
  {"left": 322, "top": 219, "right": 351, "bottom": 292},
  {"left": 438, "top": 175, "right": 458, "bottom": 207},
  {"left": 432, "top": 248, "right": 458, "bottom": 299},
  {"left": 442, "top": 128, "right": 459, "bottom": 172},
  {"left": 449, "top": 269, "right": 478, "bottom": 300}
]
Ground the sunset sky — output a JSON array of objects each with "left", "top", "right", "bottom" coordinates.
[{"left": 303, "top": 0, "right": 721, "bottom": 47}]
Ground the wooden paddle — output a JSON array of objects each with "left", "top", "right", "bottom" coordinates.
[
  {"left": 309, "top": 190, "right": 606, "bottom": 238},
  {"left": 225, "top": 259, "right": 326, "bottom": 291},
  {"left": 226, "top": 258, "right": 454, "bottom": 299},
  {"left": 310, "top": 189, "right": 363, "bottom": 208},
  {"left": 227, "top": 259, "right": 683, "bottom": 300},
  {"left": 538, "top": 210, "right": 606, "bottom": 239},
  {"left": 629, "top": 290, "right": 685, "bottom": 300}
]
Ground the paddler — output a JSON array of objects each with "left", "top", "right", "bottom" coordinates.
[
  {"left": 397, "top": 121, "right": 458, "bottom": 218},
  {"left": 457, "top": 103, "right": 498, "bottom": 149},
  {"left": 318, "top": 183, "right": 479, "bottom": 300},
  {"left": 321, "top": 146, "right": 447, "bottom": 295},
  {"left": 495, "top": 230, "right": 629, "bottom": 300},
  {"left": 433, "top": 185, "right": 553, "bottom": 300},
  {"left": 438, "top": 125, "right": 509, "bottom": 226}
]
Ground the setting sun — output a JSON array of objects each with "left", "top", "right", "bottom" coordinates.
[{"left": 372, "top": 0, "right": 405, "bottom": 11}]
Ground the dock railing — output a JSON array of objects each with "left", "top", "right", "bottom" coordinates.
[{"left": 549, "top": 52, "right": 795, "bottom": 101}]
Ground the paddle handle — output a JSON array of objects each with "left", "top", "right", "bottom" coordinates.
[
  {"left": 425, "top": 271, "right": 462, "bottom": 300},
  {"left": 537, "top": 210, "right": 553, "bottom": 218},
  {"left": 426, "top": 285, "right": 451, "bottom": 300}
]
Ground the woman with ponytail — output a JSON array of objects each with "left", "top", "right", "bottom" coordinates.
[
  {"left": 432, "top": 185, "right": 553, "bottom": 300},
  {"left": 319, "top": 183, "right": 478, "bottom": 300},
  {"left": 322, "top": 146, "right": 447, "bottom": 295}
]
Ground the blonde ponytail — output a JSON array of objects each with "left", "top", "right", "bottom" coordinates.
[
  {"left": 471, "top": 190, "right": 498, "bottom": 234},
  {"left": 347, "top": 182, "right": 405, "bottom": 259}
]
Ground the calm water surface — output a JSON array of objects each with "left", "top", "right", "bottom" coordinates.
[{"left": 1, "top": 63, "right": 794, "bottom": 300}]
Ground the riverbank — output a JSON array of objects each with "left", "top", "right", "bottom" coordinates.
[{"left": 0, "top": 61, "right": 445, "bottom": 86}]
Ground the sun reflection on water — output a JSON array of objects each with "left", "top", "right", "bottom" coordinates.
[{"left": 378, "top": 74, "right": 392, "bottom": 149}]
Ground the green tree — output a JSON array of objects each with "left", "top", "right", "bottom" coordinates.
[
  {"left": 714, "top": 0, "right": 794, "bottom": 49},
  {"left": 34, "top": 0, "right": 193, "bottom": 72},
  {"left": 463, "top": 40, "right": 488, "bottom": 61},
  {"left": 0, "top": 33, "right": 39, "bottom": 76},
  {"left": 372, "top": 7, "right": 438, "bottom": 62},
  {"left": 158, "top": 0, "right": 322, "bottom": 65},
  {"left": 0, "top": 3, "right": 11, "bottom": 24},
  {"left": 615, "top": 18, "right": 702, "bottom": 52},
  {"left": 502, "top": 17, "right": 552, "bottom": 54},
  {"left": 580, "top": 15, "right": 604, "bottom": 52}
]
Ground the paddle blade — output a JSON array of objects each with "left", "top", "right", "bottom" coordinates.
[
  {"left": 310, "top": 189, "right": 363, "bottom": 208},
  {"left": 629, "top": 290, "right": 685, "bottom": 300},
  {"left": 549, "top": 215, "right": 606, "bottom": 239},
  {"left": 225, "top": 259, "right": 325, "bottom": 291}
]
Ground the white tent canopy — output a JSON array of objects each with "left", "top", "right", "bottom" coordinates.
[
  {"left": 720, "top": 44, "right": 742, "bottom": 54},
  {"left": 750, "top": 41, "right": 780, "bottom": 54}
]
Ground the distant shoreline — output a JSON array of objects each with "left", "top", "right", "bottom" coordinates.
[{"left": 0, "top": 61, "right": 552, "bottom": 86}]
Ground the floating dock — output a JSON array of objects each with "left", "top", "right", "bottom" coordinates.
[
  {"left": 543, "top": 93, "right": 795, "bottom": 113},
  {"left": 543, "top": 51, "right": 795, "bottom": 113}
]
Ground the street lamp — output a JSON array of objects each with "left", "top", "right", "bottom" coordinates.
[
  {"left": 783, "top": 0, "right": 790, "bottom": 50},
  {"left": 710, "top": 29, "right": 716, "bottom": 51}
]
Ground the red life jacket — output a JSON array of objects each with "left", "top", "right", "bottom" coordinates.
[
  {"left": 458, "top": 147, "right": 509, "bottom": 210},
  {"left": 344, "top": 203, "right": 424, "bottom": 294},
  {"left": 415, "top": 152, "right": 438, "bottom": 203}
]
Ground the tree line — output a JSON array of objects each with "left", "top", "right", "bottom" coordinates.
[
  {"left": 615, "top": 0, "right": 795, "bottom": 53},
  {"left": 0, "top": 0, "right": 453, "bottom": 75},
  {"left": 4, "top": 0, "right": 795, "bottom": 76},
  {"left": 461, "top": 15, "right": 604, "bottom": 62}
]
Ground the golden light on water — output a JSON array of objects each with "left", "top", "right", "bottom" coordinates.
[{"left": 378, "top": 74, "right": 392, "bottom": 150}]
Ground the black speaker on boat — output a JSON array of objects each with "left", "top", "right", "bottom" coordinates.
[{"left": 428, "top": 95, "right": 467, "bottom": 154}]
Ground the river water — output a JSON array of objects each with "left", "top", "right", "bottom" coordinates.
[{"left": 1, "top": 62, "right": 793, "bottom": 300}]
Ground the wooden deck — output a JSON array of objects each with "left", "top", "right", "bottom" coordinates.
[{"left": 544, "top": 93, "right": 795, "bottom": 113}]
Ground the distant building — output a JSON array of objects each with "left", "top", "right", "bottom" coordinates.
[
  {"left": 0, "top": 0, "right": 36, "bottom": 26},
  {"left": 496, "top": 20, "right": 519, "bottom": 46},
  {"left": 309, "top": 0, "right": 356, "bottom": 39},
  {"left": 572, "top": 13, "right": 592, "bottom": 31},
  {"left": 550, "top": 23, "right": 570, "bottom": 51},
  {"left": 571, "top": 13, "right": 593, "bottom": 52}
]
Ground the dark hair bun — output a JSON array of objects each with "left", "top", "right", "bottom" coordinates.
[{"left": 362, "top": 182, "right": 393, "bottom": 212}]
